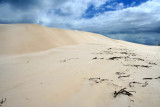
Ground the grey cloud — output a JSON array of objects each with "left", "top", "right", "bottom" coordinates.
[
  {"left": 0, "top": 0, "right": 69, "bottom": 23},
  {"left": 0, "top": 0, "right": 160, "bottom": 45},
  {"left": 105, "top": 33, "right": 160, "bottom": 45}
]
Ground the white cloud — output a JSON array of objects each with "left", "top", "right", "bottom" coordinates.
[
  {"left": 55, "top": 0, "right": 160, "bottom": 34},
  {"left": 0, "top": 0, "right": 160, "bottom": 45},
  {"left": 1, "top": 0, "right": 159, "bottom": 33},
  {"left": 92, "top": 0, "right": 110, "bottom": 8},
  {"left": 106, "top": 2, "right": 124, "bottom": 10}
]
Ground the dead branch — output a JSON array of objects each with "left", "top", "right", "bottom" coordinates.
[{"left": 114, "top": 88, "right": 136, "bottom": 98}]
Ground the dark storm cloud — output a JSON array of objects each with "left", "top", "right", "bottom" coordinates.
[{"left": 0, "top": 0, "right": 39, "bottom": 9}]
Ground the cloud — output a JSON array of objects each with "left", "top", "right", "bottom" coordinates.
[
  {"left": 42, "top": 0, "right": 160, "bottom": 34},
  {"left": 0, "top": 0, "right": 110, "bottom": 23},
  {"left": 71, "top": 0, "right": 160, "bottom": 33},
  {"left": 0, "top": 0, "right": 69, "bottom": 23},
  {"left": 106, "top": 32, "right": 160, "bottom": 45},
  {"left": 0, "top": 0, "right": 160, "bottom": 45},
  {"left": 106, "top": 2, "right": 124, "bottom": 10}
]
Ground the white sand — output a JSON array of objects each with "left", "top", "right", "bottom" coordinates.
[{"left": 0, "top": 24, "right": 160, "bottom": 107}]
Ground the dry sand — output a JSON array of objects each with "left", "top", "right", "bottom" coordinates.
[{"left": 0, "top": 24, "right": 160, "bottom": 107}]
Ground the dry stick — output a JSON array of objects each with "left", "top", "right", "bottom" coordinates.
[
  {"left": 124, "top": 64, "right": 151, "bottom": 68},
  {"left": 129, "top": 81, "right": 148, "bottom": 87},
  {"left": 142, "top": 81, "right": 148, "bottom": 87},
  {"left": 89, "top": 78, "right": 112, "bottom": 84},
  {"left": 143, "top": 78, "right": 152, "bottom": 80},
  {"left": 129, "top": 82, "right": 141, "bottom": 87},
  {"left": 118, "top": 75, "right": 130, "bottom": 79},
  {"left": 116, "top": 72, "right": 125, "bottom": 75},
  {"left": 108, "top": 57, "right": 122, "bottom": 60},
  {"left": 155, "top": 76, "right": 160, "bottom": 79},
  {"left": 132, "top": 58, "right": 145, "bottom": 61},
  {"left": 89, "top": 78, "right": 100, "bottom": 80},
  {"left": 114, "top": 88, "right": 136, "bottom": 98},
  {"left": 143, "top": 76, "right": 160, "bottom": 80},
  {"left": 148, "top": 62, "right": 157, "bottom": 65},
  {"left": 92, "top": 57, "right": 104, "bottom": 59},
  {"left": 100, "top": 79, "right": 109, "bottom": 81}
]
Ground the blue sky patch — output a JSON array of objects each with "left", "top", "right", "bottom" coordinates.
[{"left": 83, "top": 0, "right": 149, "bottom": 18}]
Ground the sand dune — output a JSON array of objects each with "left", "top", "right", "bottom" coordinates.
[
  {"left": 0, "top": 24, "right": 160, "bottom": 107},
  {"left": 0, "top": 24, "right": 112, "bottom": 55}
]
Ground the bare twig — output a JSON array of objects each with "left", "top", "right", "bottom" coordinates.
[
  {"left": 129, "top": 81, "right": 148, "bottom": 87},
  {"left": 108, "top": 57, "right": 122, "bottom": 60},
  {"left": 124, "top": 64, "right": 151, "bottom": 68},
  {"left": 155, "top": 76, "right": 160, "bottom": 79},
  {"left": 143, "top": 78, "right": 152, "bottom": 80},
  {"left": 114, "top": 88, "right": 136, "bottom": 98},
  {"left": 89, "top": 78, "right": 100, "bottom": 80}
]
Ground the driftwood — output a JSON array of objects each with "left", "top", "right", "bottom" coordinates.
[{"left": 114, "top": 88, "right": 136, "bottom": 98}]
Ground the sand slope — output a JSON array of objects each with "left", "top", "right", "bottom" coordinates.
[
  {"left": 0, "top": 24, "right": 160, "bottom": 107},
  {"left": 0, "top": 24, "right": 111, "bottom": 55}
]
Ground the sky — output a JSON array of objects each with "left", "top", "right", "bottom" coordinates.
[{"left": 0, "top": 0, "right": 160, "bottom": 45}]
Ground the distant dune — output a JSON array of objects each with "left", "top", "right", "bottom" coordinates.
[
  {"left": 0, "top": 24, "right": 113, "bottom": 55},
  {"left": 0, "top": 24, "right": 160, "bottom": 107}
]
